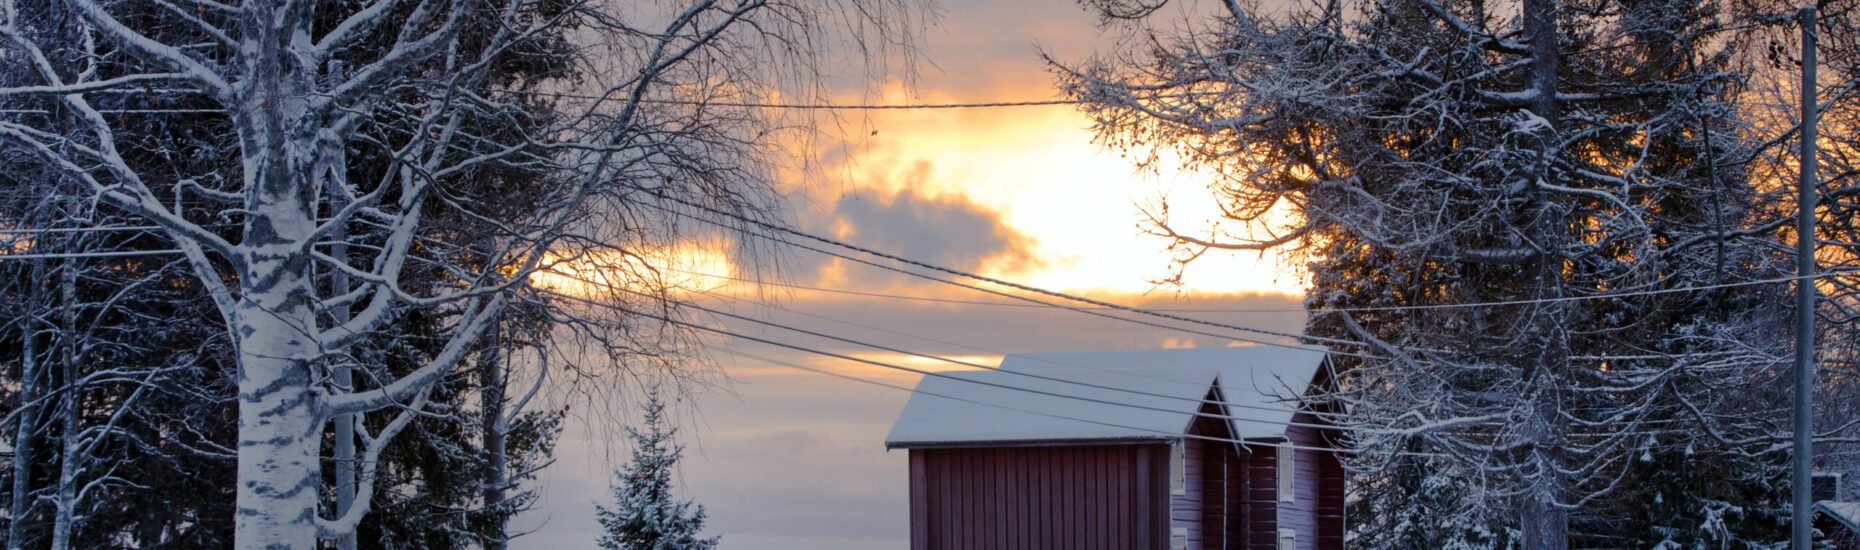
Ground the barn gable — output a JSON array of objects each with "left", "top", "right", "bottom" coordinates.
[
  {"left": 884, "top": 367, "right": 1221, "bottom": 447},
  {"left": 885, "top": 345, "right": 1330, "bottom": 448}
]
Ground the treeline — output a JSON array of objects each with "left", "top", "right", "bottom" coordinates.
[{"left": 1056, "top": 0, "right": 1860, "bottom": 547}]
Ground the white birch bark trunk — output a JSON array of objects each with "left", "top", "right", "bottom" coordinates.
[
  {"left": 230, "top": 12, "right": 325, "bottom": 542},
  {"left": 229, "top": 238, "right": 324, "bottom": 549},
  {"left": 231, "top": 295, "right": 323, "bottom": 549}
]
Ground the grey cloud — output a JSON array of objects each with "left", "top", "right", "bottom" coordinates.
[
  {"left": 789, "top": 160, "right": 1040, "bottom": 286},
  {"left": 835, "top": 188, "right": 1035, "bottom": 271}
]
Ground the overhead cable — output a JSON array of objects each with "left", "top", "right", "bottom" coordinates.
[
  {"left": 715, "top": 346, "right": 1425, "bottom": 455},
  {"left": 545, "top": 286, "right": 1379, "bottom": 432},
  {"left": 641, "top": 198, "right": 1378, "bottom": 358},
  {"left": 545, "top": 269, "right": 1341, "bottom": 423}
]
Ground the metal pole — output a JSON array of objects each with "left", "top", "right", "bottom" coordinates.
[{"left": 1795, "top": 6, "right": 1819, "bottom": 550}]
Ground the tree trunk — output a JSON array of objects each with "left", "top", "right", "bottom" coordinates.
[
  {"left": 326, "top": 146, "right": 358, "bottom": 550},
  {"left": 231, "top": 285, "right": 323, "bottom": 549},
  {"left": 481, "top": 326, "right": 508, "bottom": 550},
  {"left": 8, "top": 261, "right": 44, "bottom": 550},
  {"left": 1520, "top": 0, "right": 1570, "bottom": 546},
  {"left": 231, "top": 6, "right": 326, "bottom": 546},
  {"left": 49, "top": 261, "right": 78, "bottom": 550}
]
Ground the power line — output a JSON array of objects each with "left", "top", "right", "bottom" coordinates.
[
  {"left": 1, "top": 225, "right": 169, "bottom": 234},
  {"left": 715, "top": 346, "right": 1410, "bottom": 455},
  {"left": 691, "top": 286, "right": 1218, "bottom": 391},
  {"left": 664, "top": 265, "right": 1313, "bottom": 312},
  {"left": 0, "top": 109, "right": 225, "bottom": 114},
  {"left": 642, "top": 198, "right": 1374, "bottom": 357},
  {"left": 489, "top": 87, "right": 1093, "bottom": 110},
  {"left": 649, "top": 195, "right": 1860, "bottom": 314},
  {"left": 543, "top": 285, "right": 1380, "bottom": 433},
  {"left": 560, "top": 281, "right": 1738, "bottom": 449},
  {"left": 646, "top": 197, "right": 1860, "bottom": 364},
  {"left": 20, "top": 214, "right": 1860, "bottom": 320},
  {"left": 544, "top": 269, "right": 1347, "bottom": 425},
  {"left": 0, "top": 249, "right": 184, "bottom": 260}
]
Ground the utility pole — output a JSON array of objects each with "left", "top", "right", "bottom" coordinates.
[{"left": 1795, "top": 6, "right": 1819, "bottom": 550}]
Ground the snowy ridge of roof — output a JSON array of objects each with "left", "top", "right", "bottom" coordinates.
[
  {"left": 1819, "top": 501, "right": 1860, "bottom": 533},
  {"left": 885, "top": 345, "right": 1329, "bottom": 447},
  {"left": 884, "top": 367, "right": 1219, "bottom": 447}
]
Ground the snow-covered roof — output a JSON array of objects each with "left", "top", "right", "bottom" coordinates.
[
  {"left": 1819, "top": 501, "right": 1860, "bottom": 533},
  {"left": 885, "top": 345, "right": 1329, "bottom": 448}
]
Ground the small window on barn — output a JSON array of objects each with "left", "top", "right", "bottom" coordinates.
[
  {"left": 1278, "top": 444, "right": 1295, "bottom": 502},
  {"left": 1170, "top": 441, "right": 1186, "bottom": 495},
  {"left": 1814, "top": 471, "right": 1844, "bottom": 501},
  {"left": 1171, "top": 527, "right": 1189, "bottom": 550},
  {"left": 1278, "top": 528, "right": 1296, "bottom": 550}
]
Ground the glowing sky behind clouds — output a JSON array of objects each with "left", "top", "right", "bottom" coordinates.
[
  {"left": 518, "top": 1, "right": 1306, "bottom": 548},
  {"left": 812, "top": 97, "right": 1307, "bottom": 295}
]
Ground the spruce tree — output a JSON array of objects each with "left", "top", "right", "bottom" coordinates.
[
  {"left": 1055, "top": 0, "right": 1802, "bottom": 545},
  {"left": 595, "top": 394, "right": 718, "bottom": 550}
]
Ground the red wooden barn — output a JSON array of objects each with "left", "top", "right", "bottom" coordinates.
[{"left": 885, "top": 346, "right": 1343, "bottom": 550}]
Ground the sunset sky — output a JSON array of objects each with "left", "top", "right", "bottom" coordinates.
[{"left": 522, "top": 1, "right": 1307, "bottom": 547}]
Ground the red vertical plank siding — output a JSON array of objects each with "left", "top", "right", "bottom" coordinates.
[
  {"left": 1033, "top": 448, "right": 1048, "bottom": 550},
  {"left": 931, "top": 451, "right": 946, "bottom": 550},
  {"left": 1169, "top": 391, "right": 1239, "bottom": 550},
  {"left": 1071, "top": 449, "right": 1083, "bottom": 550},
  {"left": 1026, "top": 449, "right": 1041, "bottom": 546},
  {"left": 1154, "top": 444, "right": 1171, "bottom": 550},
  {"left": 1004, "top": 451, "right": 1019, "bottom": 550},
  {"left": 1130, "top": 444, "right": 1145, "bottom": 546},
  {"left": 1155, "top": 444, "right": 1173, "bottom": 550},
  {"left": 967, "top": 449, "right": 982, "bottom": 550},
  {"left": 1081, "top": 448, "right": 1093, "bottom": 549},
  {"left": 1095, "top": 447, "right": 1110, "bottom": 550},
  {"left": 1112, "top": 447, "right": 1128, "bottom": 550},
  {"left": 1074, "top": 449, "right": 1087, "bottom": 549},
  {"left": 1317, "top": 446, "right": 1345, "bottom": 550},
  {"left": 912, "top": 451, "right": 930, "bottom": 550},
  {"left": 910, "top": 439, "right": 1301, "bottom": 550},
  {"left": 1224, "top": 450, "right": 1249, "bottom": 550},
  {"left": 985, "top": 448, "right": 995, "bottom": 549},
  {"left": 1054, "top": 450, "right": 1069, "bottom": 550},
  {"left": 977, "top": 449, "right": 990, "bottom": 549},
  {"left": 1244, "top": 443, "right": 1279, "bottom": 550},
  {"left": 1171, "top": 438, "right": 1199, "bottom": 545},
  {"left": 1104, "top": 446, "right": 1118, "bottom": 550},
  {"left": 1200, "top": 440, "right": 1225, "bottom": 550},
  {"left": 903, "top": 361, "right": 1346, "bottom": 550},
  {"left": 1004, "top": 448, "right": 1017, "bottom": 550},
  {"left": 1283, "top": 409, "right": 1343, "bottom": 550}
]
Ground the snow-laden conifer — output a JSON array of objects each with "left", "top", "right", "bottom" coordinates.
[
  {"left": 1052, "top": 0, "right": 1851, "bottom": 546},
  {"left": 595, "top": 394, "right": 718, "bottom": 550}
]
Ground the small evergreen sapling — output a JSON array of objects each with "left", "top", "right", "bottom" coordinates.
[{"left": 595, "top": 395, "right": 719, "bottom": 550}]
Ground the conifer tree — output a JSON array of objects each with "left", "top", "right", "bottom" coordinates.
[
  {"left": 1053, "top": 0, "right": 1816, "bottom": 545},
  {"left": 595, "top": 394, "right": 718, "bottom": 550}
]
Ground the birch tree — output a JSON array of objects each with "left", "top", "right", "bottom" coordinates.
[
  {"left": 0, "top": 0, "right": 924, "bottom": 548},
  {"left": 1055, "top": 0, "right": 1816, "bottom": 546}
]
